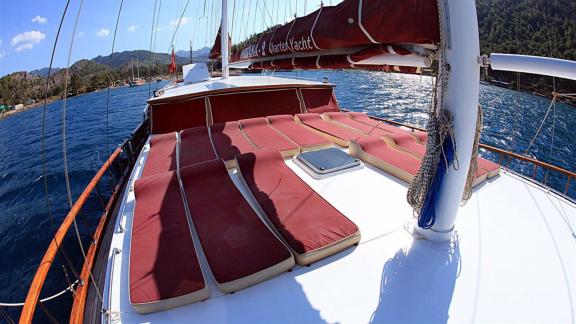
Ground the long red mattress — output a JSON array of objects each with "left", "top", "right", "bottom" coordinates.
[
  {"left": 386, "top": 132, "right": 427, "bottom": 156},
  {"left": 296, "top": 113, "right": 362, "bottom": 146},
  {"left": 352, "top": 136, "right": 421, "bottom": 182},
  {"left": 267, "top": 115, "right": 331, "bottom": 150},
  {"left": 236, "top": 150, "right": 360, "bottom": 265},
  {"left": 130, "top": 170, "right": 208, "bottom": 313},
  {"left": 238, "top": 117, "right": 299, "bottom": 155},
  {"left": 210, "top": 121, "right": 257, "bottom": 163},
  {"left": 141, "top": 132, "right": 178, "bottom": 178},
  {"left": 346, "top": 111, "right": 406, "bottom": 134},
  {"left": 179, "top": 126, "right": 217, "bottom": 169},
  {"left": 179, "top": 159, "right": 294, "bottom": 292},
  {"left": 324, "top": 112, "right": 390, "bottom": 136}
]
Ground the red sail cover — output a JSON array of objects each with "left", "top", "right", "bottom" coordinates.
[
  {"left": 230, "top": 0, "right": 439, "bottom": 70},
  {"left": 210, "top": 26, "right": 232, "bottom": 59}
]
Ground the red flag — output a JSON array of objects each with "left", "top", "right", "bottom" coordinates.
[{"left": 169, "top": 47, "right": 176, "bottom": 74}]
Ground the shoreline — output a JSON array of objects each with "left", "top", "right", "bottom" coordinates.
[{"left": 0, "top": 95, "right": 61, "bottom": 120}]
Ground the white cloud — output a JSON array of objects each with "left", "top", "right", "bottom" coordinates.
[
  {"left": 96, "top": 28, "right": 110, "bottom": 37},
  {"left": 127, "top": 25, "right": 137, "bottom": 32},
  {"left": 170, "top": 16, "right": 190, "bottom": 28},
  {"left": 10, "top": 30, "right": 46, "bottom": 51},
  {"left": 0, "top": 51, "right": 5, "bottom": 59},
  {"left": 155, "top": 27, "right": 163, "bottom": 32},
  {"left": 31, "top": 15, "right": 48, "bottom": 24},
  {"left": 77, "top": 31, "right": 84, "bottom": 37}
]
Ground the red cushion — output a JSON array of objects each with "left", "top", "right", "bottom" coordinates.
[
  {"left": 268, "top": 115, "right": 331, "bottom": 147},
  {"left": 237, "top": 150, "right": 359, "bottom": 254},
  {"left": 179, "top": 126, "right": 217, "bottom": 168},
  {"left": 297, "top": 113, "right": 361, "bottom": 141},
  {"left": 130, "top": 170, "right": 205, "bottom": 305},
  {"left": 325, "top": 112, "right": 389, "bottom": 136},
  {"left": 210, "top": 89, "right": 301, "bottom": 124},
  {"left": 239, "top": 117, "right": 299, "bottom": 152},
  {"left": 211, "top": 121, "right": 257, "bottom": 161},
  {"left": 357, "top": 136, "right": 421, "bottom": 175},
  {"left": 347, "top": 112, "right": 405, "bottom": 134},
  {"left": 301, "top": 88, "right": 339, "bottom": 113},
  {"left": 180, "top": 159, "right": 292, "bottom": 284},
  {"left": 151, "top": 97, "right": 207, "bottom": 134},
  {"left": 141, "top": 133, "right": 177, "bottom": 178},
  {"left": 388, "top": 133, "right": 426, "bottom": 156},
  {"left": 478, "top": 157, "right": 500, "bottom": 172}
]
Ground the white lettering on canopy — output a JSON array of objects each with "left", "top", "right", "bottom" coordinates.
[{"left": 241, "top": 35, "right": 314, "bottom": 60}]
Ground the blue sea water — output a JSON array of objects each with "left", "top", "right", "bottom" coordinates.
[{"left": 0, "top": 72, "right": 574, "bottom": 321}]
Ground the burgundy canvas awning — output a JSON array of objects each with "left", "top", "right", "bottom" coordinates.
[{"left": 227, "top": 0, "right": 439, "bottom": 70}]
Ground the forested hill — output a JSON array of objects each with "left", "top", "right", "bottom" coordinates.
[{"left": 477, "top": 0, "right": 576, "bottom": 60}]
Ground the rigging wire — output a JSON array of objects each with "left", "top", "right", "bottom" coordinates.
[
  {"left": 169, "top": 0, "right": 192, "bottom": 52},
  {"left": 148, "top": 0, "right": 160, "bottom": 98}
]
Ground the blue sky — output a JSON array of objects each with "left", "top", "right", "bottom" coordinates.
[{"left": 0, "top": 0, "right": 335, "bottom": 76}]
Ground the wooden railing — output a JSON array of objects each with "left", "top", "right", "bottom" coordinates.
[
  {"left": 19, "top": 120, "right": 149, "bottom": 323},
  {"left": 357, "top": 112, "right": 576, "bottom": 197}
]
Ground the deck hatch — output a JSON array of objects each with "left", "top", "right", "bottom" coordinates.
[{"left": 296, "top": 148, "right": 360, "bottom": 176}]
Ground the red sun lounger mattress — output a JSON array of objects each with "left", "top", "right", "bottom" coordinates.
[
  {"left": 130, "top": 170, "right": 209, "bottom": 313},
  {"left": 352, "top": 136, "right": 487, "bottom": 187},
  {"left": 239, "top": 117, "right": 299, "bottom": 157},
  {"left": 296, "top": 113, "right": 362, "bottom": 146},
  {"left": 236, "top": 150, "right": 360, "bottom": 265},
  {"left": 210, "top": 121, "right": 257, "bottom": 167},
  {"left": 141, "top": 132, "right": 178, "bottom": 178},
  {"left": 346, "top": 111, "right": 414, "bottom": 135},
  {"left": 179, "top": 126, "right": 217, "bottom": 168},
  {"left": 323, "top": 112, "right": 390, "bottom": 136},
  {"left": 267, "top": 115, "right": 332, "bottom": 151},
  {"left": 179, "top": 159, "right": 294, "bottom": 293}
]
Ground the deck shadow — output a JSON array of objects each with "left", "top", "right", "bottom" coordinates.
[{"left": 370, "top": 238, "right": 460, "bottom": 324}]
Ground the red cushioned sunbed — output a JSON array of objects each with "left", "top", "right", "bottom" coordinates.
[
  {"left": 351, "top": 136, "right": 487, "bottom": 187},
  {"left": 350, "top": 136, "right": 422, "bottom": 183},
  {"left": 141, "top": 132, "right": 178, "bottom": 178},
  {"left": 236, "top": 150, "right": 360, "bottom": 265},
  {"left": 130, "top": 170, "right": 209, "bottom": 314},
  {"left": 267, "top": 115, "right": 332, "bottom": 151},
  {"left": 210, "top": 121, "right": 257, "bottom": 168},
  {"left": 383, "top": 132, "right": 498, "bottom": 179},
  {"left": 382, "top": 132, "right": 427, "bottom": 158},
  {"left": 239, "top": 117, "right": 300, "bottom": 157},
  {"left": 478, "top": 157, "right": 500, "bottom": 178},
  {"left": 179, "top": 159, "right": 295, "bottom": 293},
  {"left": 295, "top": 113, "right": 362, "bottom": 147},
  {"left": 179, "top": 126, "right": 217, "bottom": 169},
  {"left": 346, "top": 111, "right": 408, "bottom": 135},
  {"left": 323, "top": 112, "right": 390, "bottom": 137}
]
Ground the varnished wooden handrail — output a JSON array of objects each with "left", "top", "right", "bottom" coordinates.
[
  {"left": 20, "top": 146, "right": 123, "bottom": 324},
  {"left": 477, "top": 143, "right": 576, "bottom": 179},
  {"left": 68, "top": 181, "right": 120, "bottom": 324}
]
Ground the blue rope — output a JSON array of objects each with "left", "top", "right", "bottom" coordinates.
[{"left": 417, "top": 135, "right": 455, "bottom": 229}]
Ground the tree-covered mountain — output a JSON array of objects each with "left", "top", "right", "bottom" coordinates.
[
  {"left": 477, "top": 0, "right": 575, "bottom": 60},
  {"left": 477, "top": 0, "right": 576, "bottom": 98}
]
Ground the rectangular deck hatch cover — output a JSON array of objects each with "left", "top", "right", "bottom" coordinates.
[{"left": 296, "top": 148, "right": 360, "bottom": 175}]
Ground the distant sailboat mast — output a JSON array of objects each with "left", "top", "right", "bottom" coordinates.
[
  {"left": 137, "top": 58, "right": 140, "bottom": 79},
  {"left": 131, "top": 57, "right": 134, "bottom": 80}
]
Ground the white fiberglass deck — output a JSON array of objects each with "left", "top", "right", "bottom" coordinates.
[
  {"left": 104, "top": 144, "right": 576, "bottom": 323},
  {"left": 149, "top": 75, "right": 324, "bottom": 102}
]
